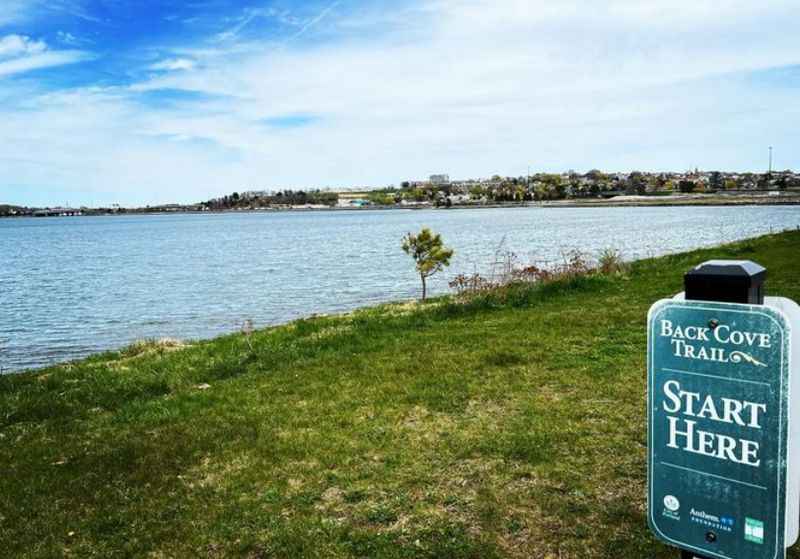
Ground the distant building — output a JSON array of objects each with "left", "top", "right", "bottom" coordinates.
[
  {"left": 449, "top": 194, "right": 471, "bottom": 204},
  {"left": 337, "top": 192, "right": 371, "bottom": 208},
  {"left": 33, "top": 207, "right": 82, "bottom": 217},
  {"left": 430, "top": 174, "right": 450, "bottom": 185}
]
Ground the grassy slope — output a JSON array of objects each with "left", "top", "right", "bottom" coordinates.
[{"left": 2, "top": 231, "right": 800, "bottom": 559}]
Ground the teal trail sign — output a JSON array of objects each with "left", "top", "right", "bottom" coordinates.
[{"left": 648, "top": 299, "right": 791, "bottom": 559}]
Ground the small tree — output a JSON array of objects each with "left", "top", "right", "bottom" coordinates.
[
  {"left": 627, "top": 171, "right": 646, "bottom": 195},
  {"left": 709, "top": 171, "right": 723, "bottom": 191},
  {"left": 401, "top": 228, "right": 454, "bottom": 301}
]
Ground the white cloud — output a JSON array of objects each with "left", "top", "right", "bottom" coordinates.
[
  {"left": 0, "top": 1, "right": 27, "bottom": 26},
  {"left": 213, "top": 3, "right": 339, "bottom": 44},
  {"left": 289, "top": 0, "right": 341, "bottom": 41},
  {"left": 1, "top": 0, "right": 799, "bottom": 206},
  {"left": 0, "top": 0, "right": 95, "bottom": 26},
  {"left": 149, "top": 58, "right": 197, "bottom": 71},
  {"left": 56, "top": 31, "right": 81, "bottom": 46},
  {"left": 0, "top": 35, "right": 47, "bottom": 58},
  {"left": 0, "top": 34, "right": 90, "bottom": 77},
  {"left": 0, "top": 50, "right": 88, "bottom": 77}
]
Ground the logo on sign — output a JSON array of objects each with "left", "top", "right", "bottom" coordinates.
[
  {"left": 663, "top": 495, "right": 680, "bottom": 512},
  {"left": 745, "top": 517, "right": 764, "bottom": 544},
  {"left": 689, "top": 508, "right": 735, "bottom": 533},
  {"left": 662, "top": 494, "right": 681, "bottom": 521}
]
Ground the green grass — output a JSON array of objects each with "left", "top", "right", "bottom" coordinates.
[{"left": 2, "top": 231, "right": 800, "bottom": 558}]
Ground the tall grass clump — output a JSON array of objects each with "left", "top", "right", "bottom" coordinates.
[
  {"left": 597, "top": 248, "right": 628, "bottom": 275},
  {"left": 448, "top": 245, "right": 626, "bottom": 308}
]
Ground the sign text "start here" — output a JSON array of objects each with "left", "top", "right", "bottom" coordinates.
[{"left": 661, "top": 380, "right": 766, "bottom": 467}]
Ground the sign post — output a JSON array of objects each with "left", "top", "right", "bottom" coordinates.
[{"left": 648, "top": 260, "right": 800, "bottom": 559}]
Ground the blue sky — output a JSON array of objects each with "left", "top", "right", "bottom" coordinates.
[{"left": 0, "top": 0, "right": 798, "bottom": 206}]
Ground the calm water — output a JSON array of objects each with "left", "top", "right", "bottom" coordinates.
[{"left": 2, "top": 206, "right": 799, "bottom": 373}]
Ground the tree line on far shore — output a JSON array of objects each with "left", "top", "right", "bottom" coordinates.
[
  {"left": 4, "top": 169, "right": 798, "bottom": 217},
  {"left": 206, "top": 169, "right": 799, "bottom": 211},
  {"left": 392, "top": 169, "right": 798, "bottom": 204},
  {"left": 204, "top": 190, "right": 339, "bottom": 210}
]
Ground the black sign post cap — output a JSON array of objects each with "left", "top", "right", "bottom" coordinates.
[{"left": 684, "top": 259, "right": 766, "bottom": 305}]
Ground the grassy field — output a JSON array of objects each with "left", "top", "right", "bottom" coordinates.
[{"left": 2, "top": 231, "right": 800, "bottom": 558}]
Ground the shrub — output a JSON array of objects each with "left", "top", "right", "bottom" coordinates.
[
  {"left": 597, "top": 248, "right": 627, "bottom": 274},
  {"left": 449, "top": 246, "right": 625, "bottom": 301}
]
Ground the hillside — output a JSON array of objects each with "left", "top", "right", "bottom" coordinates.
[
  {"left": 0, "top": 204, "right": 24, "bottom": 216},
  {"left": 2, "top": 231, "right": 800, "bottom": 558}
]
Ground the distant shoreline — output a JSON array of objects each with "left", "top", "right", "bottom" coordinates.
[{"left": 3, "top": 193, "right": 800, "bottom": 218}]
